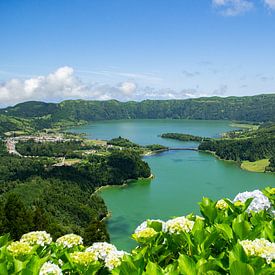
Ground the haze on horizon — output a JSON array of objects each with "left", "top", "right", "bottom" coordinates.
[{"left": 1, "top": 0, "right": 275, "bottom": 107}]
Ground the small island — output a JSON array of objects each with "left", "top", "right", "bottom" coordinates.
[{"left": 161, "top": 132, "right": 204, "bottom": 142}]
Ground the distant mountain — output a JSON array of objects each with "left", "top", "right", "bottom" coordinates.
[
  {"left": 0, "top": 95, "right": 274, "bottom": 131},
  {"left": 0, "top": 101, "right": 58, "bottom": 118}
]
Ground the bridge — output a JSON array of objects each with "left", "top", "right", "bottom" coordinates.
[{"left": 168, "top": 148, "right": 198, "bottom": 151}]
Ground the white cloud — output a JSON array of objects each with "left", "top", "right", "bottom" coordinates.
[
  {"left": 264, "top": 0, "right": 275, "bottom": 9},
  {"left": 0, "top": 66, "right": 115, "bottom": 105},
  {"left": 0, "top": 66, "right": 235, "bottom": 106},
  {"left": 118, "top": 81, "right": 137, "bottom": 95},
  {"left": 0, "top": 67, "right": 151, "bottom": 105},
  {"left": 212, "top": 0, "right": 254, "bottom": 16},
  {"left": 0, "top": 66, "right": 88, "bottom": 104}
]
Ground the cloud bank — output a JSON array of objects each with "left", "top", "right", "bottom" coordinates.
[
  {"left": 0, "top": 66, "right": 211, "bottom": 106},
  {"left": 212, "top": 0, "right": 254, "bottom": 16},
  {"left": 212, "top": 0, "right": 275, "bottom": 15},
  {"left": 264, "top": 0, "right": 275, "bottom": 9}
]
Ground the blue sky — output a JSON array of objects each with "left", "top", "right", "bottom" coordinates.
[{"left": 0, "top": 0, "right": 275, "bottom": 105}]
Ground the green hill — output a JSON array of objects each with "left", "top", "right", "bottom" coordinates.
[{"left": 1, "top": 94, "right": 274, "bottom": 124}]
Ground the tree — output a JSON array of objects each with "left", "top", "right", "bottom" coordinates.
[
  {"left": 83, "top": 220, "right": 110, "bottom": 245},
  {"left": 2, "top": 193, "right": 33, "bottom": 239}
]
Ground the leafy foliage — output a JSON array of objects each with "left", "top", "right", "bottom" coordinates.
[{"left": 0, "top": 187, "right": 274, "bottom": 274}]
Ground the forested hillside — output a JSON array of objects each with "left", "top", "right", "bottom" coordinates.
[
  {"left": 198, "top": 123, "right": 275, "bottom": 171},
  {"left": 0, "top": 95, "right": 274, "bottom": 129},
  {"left": 0, "top": 139, "right": 150, "bottom": 244}
]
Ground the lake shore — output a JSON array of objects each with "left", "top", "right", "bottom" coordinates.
[
  {"left": 95, "top": 173, "right": 154, "bottom": 194},
  {"left": 199, "top": 150, "right": 272, "bottom": 174}
]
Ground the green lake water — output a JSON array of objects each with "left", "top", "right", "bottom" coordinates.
[{"left": 70, "top": 119, "right": 275, "bottom": 251}]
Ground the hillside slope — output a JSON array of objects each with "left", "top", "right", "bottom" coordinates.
[{"left": 1, "top": 94, "right": 274, "bottom": 123}]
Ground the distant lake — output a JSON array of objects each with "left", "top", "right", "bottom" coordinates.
[{"left": 70, "top": 119, "right": 275, "bottom": 251}]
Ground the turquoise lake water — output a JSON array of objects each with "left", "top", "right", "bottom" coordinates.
[{"left": 70, "top": 119, "right": 275, "bottom": 251}]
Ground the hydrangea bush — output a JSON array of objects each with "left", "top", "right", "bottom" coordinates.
[{"left": 0, "top": 187, "right": 274, "bottom": 274}]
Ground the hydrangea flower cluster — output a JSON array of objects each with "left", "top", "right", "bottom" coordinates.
[
  {"left": 56, "top": 234, "right": 83, "bottom": 248},
  {"left": 133, "top": 227, "right": 158, "bottom": 240},
  {"left": 164, "top": 216, "right": 195, "bottom": 234},
  {"left": 39, "top": 262, "right": 62, "bottom": 275},
  {"left": 7, "top": 241, "right": 33, "bottom": 257},
  {"left": 216, "top": 199, "right": 228, "bottom": 210},
  {"left": 20, "top": 231, "right": 52, "bottom": 247},
  {"left": 134, "top": 219, "right": 165, "bottom": 233},
  {"left": 240, "top": 238, "right": 275, "bottom": 264},
  {"left": 70, "top": 251, "right": 98, "bottom": 267},
  {"left": 233, "top": 190, "right": 271, "bottom": 213},
  {"left": 85, "top": 242, "right": 127, "bottom": 270},
  {"left": 134, "top": 217, "right": 195, "bottom": 237},
  {"left": 86, "top": 242, "right": 117, "bottom": 260},
  {"left": 104, "top": 250, "right": 128, "bottom": 270}
]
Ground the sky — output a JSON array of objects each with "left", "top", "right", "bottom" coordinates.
[{"left": 0, "top": 0, "right": 275, "bottom": 106}]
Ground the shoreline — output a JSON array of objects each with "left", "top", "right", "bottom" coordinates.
[
  {"left": 199, "top": 150, "right": 273, "bottom": 174},
  {"left": 96, "top": 173, "right": 154, "bottom": 221},
  {"left": 94, "top": 173, "right": 154, "bottom": 194}
]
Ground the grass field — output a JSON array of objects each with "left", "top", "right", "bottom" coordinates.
[{"left": 241, "top": 159, "right": 270, "bottom": 172}]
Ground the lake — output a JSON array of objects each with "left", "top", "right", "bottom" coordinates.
[{"left": 70, "top": 119, "right": 275, "bottom": 251}]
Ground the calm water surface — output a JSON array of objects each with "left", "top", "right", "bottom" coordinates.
[{"left": 70, "top": 120, "right": 275, "bottom": 250}]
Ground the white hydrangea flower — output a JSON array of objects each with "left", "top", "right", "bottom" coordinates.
[
  {"left": 69, "top": 251, "right": 98, "bottom": 266},
  {"left": 85, "top": 242, "right": 117, "bottom": 260},
  {"left": 56, "top": 234, "right": 83, "bottom": 248},
  {"left": 134, "top": 219, "right": 165, "bottom": 233},
  {"left": 233, "top": 190, "right": 271, "bottom": 213},
  {"left": 240, "top": 238, "right": 275, "bottom": 264},
  {"left": 104, "top": 250, "right": 128, "bottom": 270},
  {"left": 164, "top": 216, "right": 194, "bottom": 234},
  {"left": 7, "top": 241, "right": 33, "bottom": 257},
  {"left": 20, "top": 231, "right": 52, "bottom": 247},
  {"left": 39, "top": 262, "right": 62, "bottom": 275},
  {"left": 133, "top": 227, "right": 158, "bottom": 240}
]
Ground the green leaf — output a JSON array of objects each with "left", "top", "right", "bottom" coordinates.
[
  {"left": 199, "top": 198, "right": 217, "bottom": 224},
  {"left": 232, "top": 215, "right": 252, "bottom": 240},
  {"left": 230, "top": 261, "right": 254, "bottom": 275},
  {"left": 0, "top": 262, "right": 8, "bottom": 275},
  {"left": 147, "top": 220, "right": 163, "bottom": 232},
  {"left": 215, "top": 224, "right": 233, "bottom": 241},
  {"left": 229, "top": 243, "right": 248, "bottom": 263},
  {"left": 143, "top": 261, "right": 164, "bottom": 275},
  {"left": 22, "top": 255, "right": 48, "bottom": 275},
  {"left": 14, "top": 258, "right": 25, "bottom": 273},
  {"left": 178, "top": 254, "right": 197, "bottom": 275},
  {"left": 0, "top": 235, "right": 10, "bottom": 247}
]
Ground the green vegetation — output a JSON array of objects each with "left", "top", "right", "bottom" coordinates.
[
  {"left": 161, "top": 132, "right": 204, "bottom": 142},
  {"left": 198, "top": 123, "right": 275, "bottom": 172},
  {"left": 145, "top": 144, "right": 168, "bottom": 151},
  {"left": 241, "top": 159, "right": 270, "bottom": 172},
  {"left": 0, "top": 187, "right": 274, "bottom": 274},
  {"left": 0, "top": 115, "right": 34, "bottom": 136},
  {"left": 266, "top": 156, "right": 275, "bottom": 172},
  {"left": 0, "top": 95, "right": 274, "bottom": 137},
  {"left": 107, "top": 136, "right": 140, "bottom": 148},
  {"left": 0, "top": 142, "right": 151, "bottom": 244},
  {"left": 15, "top": 140, "right": 92, "bottom": 158}
]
